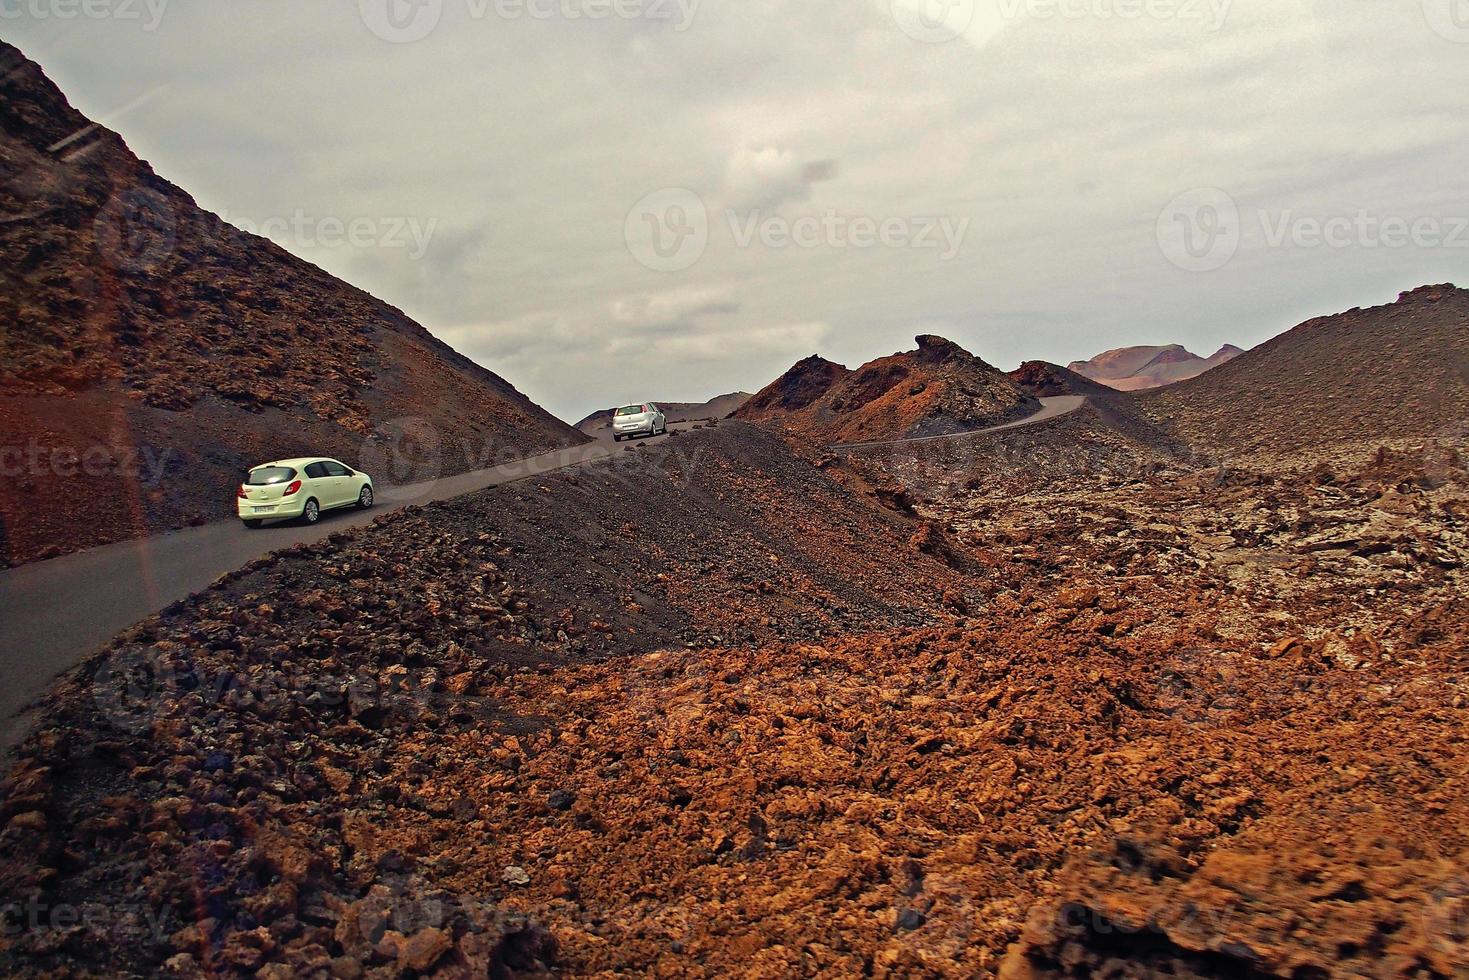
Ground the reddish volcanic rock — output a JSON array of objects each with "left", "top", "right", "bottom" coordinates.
[
  {"left": 739, "top": 355, "right": 851, "bottom": 414},
  {"left": 737, "top": 337, "right": 1038, "bottom": 443}
]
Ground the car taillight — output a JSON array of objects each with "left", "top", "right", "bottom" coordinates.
[
  {"left": 282, "top": 480, "right": 303, "bottom": 496},
  {"left": 238, "top": 485, "right": 249, "bottom": 499}
]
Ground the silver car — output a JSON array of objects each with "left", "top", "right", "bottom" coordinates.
[{"left": 612, "top": 403, "right": 666, "bottom": 441}]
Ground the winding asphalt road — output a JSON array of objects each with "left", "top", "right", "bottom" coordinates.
[{"left": 0, "top": 396, "right": 1084, "bottom": 751}]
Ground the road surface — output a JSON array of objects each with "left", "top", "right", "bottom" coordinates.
[{"left": 0, "top": 397, "right": 1083, "bottom": 751}]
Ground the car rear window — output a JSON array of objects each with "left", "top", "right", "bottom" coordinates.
[
  {"left": 615, "top": 405, "right": 645, "bottom": 416},
  {"left": 247, "top": 466, "right": 296, "bottom": 486}
]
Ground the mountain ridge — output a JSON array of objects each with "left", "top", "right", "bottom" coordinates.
[
  {"left": 1069, "top": 341, "right": 1242, "bottom": 391},
  {"left": 736, "top": 336, "right": 1039, "bottom": 443}
]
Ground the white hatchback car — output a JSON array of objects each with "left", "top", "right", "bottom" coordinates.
[
  {"left": 612, "top": 403, "right": 667, "bottom": 441},
  {"left": 237, "top": 457, "right": 373, "bottom": 528}
]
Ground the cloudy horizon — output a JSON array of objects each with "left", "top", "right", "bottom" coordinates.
[{"left": 5, "top": 0, "right": 1468, "bottom": 422}]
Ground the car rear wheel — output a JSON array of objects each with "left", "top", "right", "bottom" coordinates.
[
  {"left": 243, "top": 519, "right": 263, "bottom": 529},
  {"left": 358, "top": 485, "right": 373, "bottom": 509},
  {"left": 301, "top": 498, "right": 320, "bottom": 525},
  {"left": 614, "top": 434, "right": 623, "bottom": 442}
]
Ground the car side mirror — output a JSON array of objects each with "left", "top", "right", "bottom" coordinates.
[{"left": 344, "top": 468, "right": 355, "bottom": 476}]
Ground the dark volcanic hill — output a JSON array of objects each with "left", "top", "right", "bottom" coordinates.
[
  {"left": 1143, "top": 284, "right": 1469, "bottom": 456},
  {"left": 0, "top": 43, "right": 587, "bottom": 566},
  {"left": 574, "top": 391, "right": 752, "bottom": 434},
  {"left": 736, "top": 336, "right": 1039, "bottom": 443},
  {"left": 1008, "top": 360, "right": 1118, "bottom": 399}
]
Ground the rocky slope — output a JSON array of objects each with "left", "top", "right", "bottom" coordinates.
[
  {"left": 0, "top": 422, "right": 977, "bottom": 977},
  {"left": 574, "top": 392, "right": 751, "bottom": 435},
  {"left": 1070, "top": 343, "right": 1242, "bottom": 392},
  {"left": 1144, "top": 284, "right": 1469, "bottom": 458},
  {"left": 735, "top": 336, "right": 1039, "bottom": 444},
  {"left": 3, "top": 423, "right": 1463, "bottom": 977},
  {"left": 0, "top": 42, "right": 586, "bottom": 566}
]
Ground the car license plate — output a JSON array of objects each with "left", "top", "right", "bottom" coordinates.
[{"left": 253, "top": 506, "right": 275, "bottom": 513}]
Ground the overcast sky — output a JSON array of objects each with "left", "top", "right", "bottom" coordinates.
[{"left": 6, "top": 0, "right": 1469, "bottom": 422}]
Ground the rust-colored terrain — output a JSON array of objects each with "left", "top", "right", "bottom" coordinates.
[
  {"left": 2, "top": 285, "right": 1467, "bottom": 977},
  {"left": 735, "top": 336, "right": 1039, "bottom": 444},
  {"left": 0, "top": 43, "right": 586, "bottom": 566},
  {"left": 4, "top": 40, "right": 1469, "bottom": 980}
]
